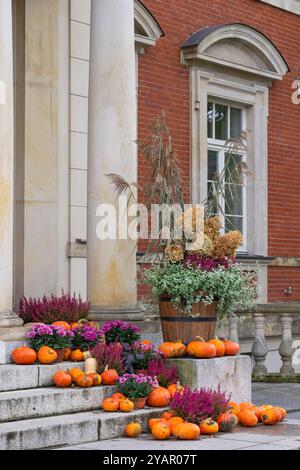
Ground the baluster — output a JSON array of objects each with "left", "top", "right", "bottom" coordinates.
[
  {"left": 279, "top": 315, "right": 295, "bottom": 376},
  {"left": 252, "top": 313, "right": 268, "bottom": 376},
  {"left": 228, "top": 314, "right": 239, "bottom": 343}
]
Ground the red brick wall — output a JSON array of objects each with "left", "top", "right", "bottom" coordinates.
[{"left": 137, "top": 0, "right": 300, "bottom": 302}]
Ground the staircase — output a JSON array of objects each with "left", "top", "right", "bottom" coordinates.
[{"left": 0, "top": 361, "right": 164, "bottom": 450}]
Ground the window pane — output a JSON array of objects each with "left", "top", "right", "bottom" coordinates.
[
  {"left": 225, "top": 153, "right": 242, "bottom": 183},
  {"left": 230, "top": 107, "right": 242, "bottom": 138},
  {"left": 207, "top": 182, "right": 218, "bottom": 214},
  {"left": 225, "top": 183, "right": 243, "bottom": 215},
  {"left": 208, "top": 150, "right": 218, "bottom": 180},
  {"left": 215, "top": 104, "right": 228, "bottom": 140},
  {"left": 207, "top": 102, "right": 214, "bottom": 138},
  {"left": 225, "top": 216, "right": 243, "bottom": 233}
]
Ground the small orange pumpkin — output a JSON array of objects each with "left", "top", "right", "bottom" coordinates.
[
  {"left": 12, "top": 346, "right": 37, "bottom": 365},
  {"left": 70, "top": 349, "right": 84, "bottom": 362},
  {"left": 101, "top": 366, "right": 119, "bottom": 385},
  {"left": 53, "top": 370, "right": 72, "bottom": 388},
  {"left": 217, "top": 412, "right": 238, "bottom": 432},
  {"left": 169, "top": 417, "right": 185, "bottom": 436},
  {"left": 158, "top": 341, "right": 186, "bottom": 358},
  {"left": 63, "top": 348, "right": 72, "bottom": 361},
  {"left": 228, "top": 401, "right": 240, "bottom": 416},
  {"left": 176, "top": 422, "right": 200, "bottom": 440},
  {"left": 147, "top": 387, "right": 171, "bottom": 407},
  {"left": 52, "top": 321, "right": 71, "bottom": 330},
  {"left": 76, "top": 374, "right": 93, "bottom": 388},
  {"left": 69, "top": 367, "right": 84, "bottom": 382},
  {"left": 37, "top": 346, "right": 57, "bottom": 364},
  {"left": 102, "top": 397, "right": 119, "bottom": 412},
  {"left": 87, "top": 373, "right": 102, "bottom": 386},
  {"left": 111, "top": 392, "right": 126, "bottom": 403},
  {"left": 70, "top": 322, "right": 79, "bottom": 329},
  {"left": 238, "top": 410, "right": 258, "bottom": 427},
  {"left": 140, "top": 340, "right": 152, "bottom": 346},
  {"left": 239, "top": 402, "right": 256, "bottom": 412},
  {"left": 187, "top": 337, "right": 217, "bottom": 358},
  {"left": 119, "top": 398, "right": 134, "bottom": 412},
  {"left": 223, "top": 339, "right": 240, "bottom": 356},
  {"left": 208, "top": 338, "right": 225, "bottom": 357},
  {"left": 151, "top": 422, "right": 171, "bottom": 440},
  {"left": 261, "top": 407, "right": 282, "bottom": 425},
  {"left": 149, "top": 418, "right": 171, "bottom": 431},
  {"left": 253, "top": 404, "right": 272, "bottom": 422},
  {"left": 199, "top": 418, "right": 219, "bottom": 434},
  {"left": 167, "top": 382, "right": 184, "bottom": 399},
  {"left": 161, "top": 410, "right": 176, "bottom": 420},
  {"left": 277, "top": 407, "right": 287, "bottom": 421},
  {"left": 125, "top": 421, "right": 142, "bottom": 438}
]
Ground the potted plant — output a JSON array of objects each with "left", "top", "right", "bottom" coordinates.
[
  {"left": 90, "top": 341, "right": 125, "bottom": 375},
  {"left": 141, "top": 356, "right": 179, "bottom": 388},
  {"left": 72, "top": 324, "right": 104, "bottom": 351},
  {"left": 99, "top": 320, "right": 141, "bottom": 346},
  {"left": 27, "top": 325, "right": 74, "bottom": 362},
  {"left": 130, "top": 341, "right": 158, "bottom": 374},
  {"left": 116, "top": 373, "right": 159, "bottom": 409}
]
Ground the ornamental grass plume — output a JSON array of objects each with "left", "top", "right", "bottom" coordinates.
[
  {"left": 19, "top": 291, "right": 90, "bottom": 324},
  {"left": 170, "top": 385, "right": 231, "bottom": 423}
]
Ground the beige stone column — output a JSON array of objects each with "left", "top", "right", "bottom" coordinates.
[
  {"left": 0, "top": 0, "right": 22, "bottom": 328},
  {"left": 87, "top": 0, "right": 144, "bottom": 321}
]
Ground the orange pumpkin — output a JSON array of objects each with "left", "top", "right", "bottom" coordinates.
[
  {"left": 223, "top": 339, "right": 240, "bottom": 356},
  {"left": 111, "top": 392, "right": 126, "bottom": 403},
  {"left": 208, "top": 338, "right": 225, "bottom": 357},
  {"left": 151, "top": 422, "right": 171, "bottom": 440},
  {"left": 12, "top": 346, "right": 37, "bottom": 365},
  {"left": 119, "top": 398, "right": 134, "bottom": 412},
  {"left": 53, "top": 370, "right": 72, "bottom": 388},
  {"left": 238, "top": 410, "right": 258, "bottom": 427},
  {"left": 158, "top": 341, "right": 186, "bottom": 358},
  {"left": 147, "top": 387, "right": 171, "bottom": 407},
  {"left": 102, "top": 397, "right": 119, "bottom": 412},
  {"left": 169, "top": 417, "right": 185, "bottom": 436},
  {"left": 228, "top": 401, "right": 240, "bottom": 416},
  {"left": 277, "top": 407, "right": 287, "bottom": 421},
  {"left": 87, "top": 373, "right": 102, "bottom": 386},
  {"left": 217, "top": 412, "right": 238, "bottom": 432},
  {"left": 63, "top": 348, "right": 72, "bottom": 361},
  {"left": 140, "top": 340, "right": 152, "bottom": 346},
  {"left": 76, "top": 374, "right": 93, "bottom": 388},
  {"left": 176, "top": 422, "right": 200, "bottom": 440},
  {"left": 253, "top": 405, "right": 272, "bottom": 422},
  {"left": 37, "top": 346, "right": 57, "bottom": 364},
  {"left": 101, "top": 367, "right": 118, "bottom": 385},
  {"left": 168, "top": 382, "right": 184, "bottom": 399},
  {"left": 70, "top": 349, "right": 84, "bottom": 362},
  {"left": 161, "top": 410, "right": 176, "bottom": 420},
  {"left": 149, "top": 418, "right": 171, "bottom": 431},
  {"left": 69, "top": 367, "right": 84, "bottom": 382},
  {"left": 125, "top": 421, "right": 142, "bottom": 438},
  {"left": 70, "top": 322, "right": 79, "bottom": 329},
  {"left": 262, "top": 407, "right": 282, "bottom": 425},
  {"left": 199, "top": 418, "right": 219, "bottom": 434},
  {"left": 239, "top": 402, "right": 256, "bottom": 412},
  {"left": 186, "top": 337, "right": 216, "bottom": 358},
  {"left": 52, "top": 321, "right": 71, "bottom": 330}
]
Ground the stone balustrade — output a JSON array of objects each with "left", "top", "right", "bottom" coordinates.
[{"left": 228, "top": 303, "right": 300, "bottom": 377}]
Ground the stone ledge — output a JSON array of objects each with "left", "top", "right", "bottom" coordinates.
[{"left": 167, "top": 355, "right": 252, "bottom": 402}]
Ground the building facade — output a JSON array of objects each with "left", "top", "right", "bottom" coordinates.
[{"left": 1, "top": 0, "right": 300, "bottom": 332}]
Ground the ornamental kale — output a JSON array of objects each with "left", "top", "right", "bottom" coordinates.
[
  {"left": 72, "top": 324, "right": 103, "bottom": 351},
  {"left": 100, "top": 320, "right": 141, "bottom": 345},
  {"left": 27, "top": 324, "right": 74, "bottom": 351},
  {"left": 117, "top": 373, "right": 158, "bottom": 399},
  {"left": 143, "top": 262, "right": 256, "bottom": 319},
  {"left": 170, "top": 386, "right": 231, "bottom": 423}
]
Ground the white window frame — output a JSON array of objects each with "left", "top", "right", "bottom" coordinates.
[
  {"left": 206, "top": 99, "right": 248, "bottom": 251},
  {"left": 258, "top": 0, "right": 300, "bottom": 15}
]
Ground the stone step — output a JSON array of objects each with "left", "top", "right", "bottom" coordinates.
[
  {"left": 0, "top": 361, "right": 85, "bottom": 391},
  {"left": 0, "top": 384, "right": 118, "bottom": 422},
  {"left": 0, "top": 408, "right": 166, "bottom": 450}
]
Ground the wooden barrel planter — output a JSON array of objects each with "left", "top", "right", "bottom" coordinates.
[{"left": 159, "top": 296, "right": 217, "bottom": 344}]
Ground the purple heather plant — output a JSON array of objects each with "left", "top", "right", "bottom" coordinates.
[
  {"left": 116, "top": 373, "right": 159, "bottom": 399},
  {"left": 90, "top": 341, "right": 125, "bottom": 375},
  {"left": 19, "top": 291, "right": 90, "bottom": 324},
  {"left": 170, "top": 385, "right": 231, "bottom": 423},
  {"left": 183, "top": 255, "right": 234, "bottom": 271},
  {"left": 72, "top": 324, "right": 103, "bottom": 351},
  {"left": 100, "top": 320, "right": 141, "bottom": 345},
  {"left": 27, "top": 324, "right": 74, "bottom": 351},
  {"left": 141, "top": 356, "right": 179, "bottom": 388}
]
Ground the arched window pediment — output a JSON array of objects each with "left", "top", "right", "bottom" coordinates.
[
  {"left": 134, "top": 0, "right": 164, "bottom": 47},
  {"left": 181, "top": 23, "right": 289, "bottom": 80}
]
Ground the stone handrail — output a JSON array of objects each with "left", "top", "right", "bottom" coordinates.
[{"left": 229, "top": 303, "right": 300, "bottom": 377}]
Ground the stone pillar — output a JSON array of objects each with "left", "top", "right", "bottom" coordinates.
[
  {"left": 87, "top": 0, "right": 144, "bottom": 321},
  {"left": 0, "top": 0, "right": 22, "bottom": 329}
]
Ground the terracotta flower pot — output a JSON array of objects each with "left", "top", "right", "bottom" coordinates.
[
  {"left": 132, "top": 397, "right": 147, "bottom": 409},
  {"left": 54, "top": 349, "right": 65, "bottom": 363}
]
